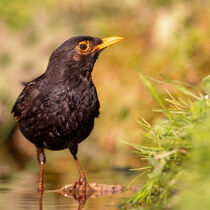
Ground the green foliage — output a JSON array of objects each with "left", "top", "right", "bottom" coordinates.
[
  {"left": 202, "top": 75, "right": 210, "bottom": 95},
  {"left": 137, "top": 68, "right": 169, "bottom": 116},
  {"left": 175, "top": 110, "right": 210, "bottom": 210},
  {"left": 0, "top": 0, "right": 34, "bottom": 29},
  {"left": 149, "top": 0, "right": 190, "bottom": 7},
  {"left": 122, "top": 73, "right": 210, "bottom": 209},
  {"left": 0, "top": 53, "right": 12, "bottom": 68}
]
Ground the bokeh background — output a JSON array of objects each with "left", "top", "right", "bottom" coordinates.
[{"left": 0, "top": 0, "right": 210, "bottom": 195}]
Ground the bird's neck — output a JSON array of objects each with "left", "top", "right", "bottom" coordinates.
[{"left": 45, "top": 64, "right": 93, "bottom": 86}]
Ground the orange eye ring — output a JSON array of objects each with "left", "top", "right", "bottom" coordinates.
[{"left": 78, "top": 41, "right": 90, "bottom": 53}]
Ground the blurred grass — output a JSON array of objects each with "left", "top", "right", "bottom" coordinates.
[
  {"left": 0, "top": 0, "right": 210, "bottom": 171},
  {"left": 175, "top": 110, "right": 210, "bottom": 210},
  {"left": 121, "top": 74, "right": 210, "bottom": 209}
]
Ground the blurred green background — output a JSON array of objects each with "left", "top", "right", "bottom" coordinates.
[{"left": 0, "top": 0, "right": 210, "bottom": 189}]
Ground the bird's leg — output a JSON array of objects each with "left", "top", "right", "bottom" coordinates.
[
  {"left": 73, "top": 155, "right": 92, "bottom": 193},
  {"left": 74, "top": 156, "right": 87, "bottom": 185},
  {"left": 37, "top": 147, "right": 46, "bottom": 193},
  {"left": 69, "top": 145, "right": 92, "bottom": 193}
]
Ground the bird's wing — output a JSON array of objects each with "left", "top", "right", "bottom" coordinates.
[{"left": 11, "top": 81, "right": 40, "bottom": 120}]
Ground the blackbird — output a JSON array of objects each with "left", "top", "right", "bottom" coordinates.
[{"left": 12, "top": 36, "right": 123, "bottom": 192}]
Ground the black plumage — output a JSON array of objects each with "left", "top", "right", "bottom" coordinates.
[{"left": 12, "top": 35, "right": 123, "bottom": 192}]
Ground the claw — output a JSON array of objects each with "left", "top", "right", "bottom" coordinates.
[{"left": 72, "top": 176, "right": 92, "bottom": 194}]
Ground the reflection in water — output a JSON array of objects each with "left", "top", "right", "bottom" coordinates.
[
  {"left": 38, "top": 183, "right": 126, "bottom": 210},
  {"left": 61, "top": 183, "right": 126, "bottom": 210},
  {"left": 0, "top": 166, "right": 139, "bottom": 210},
  {"left": 39, "top": 191, "right": 43, "bottom": 210},
  {"left": 62, "top": 187, "right": 92, "bottom": 210}
]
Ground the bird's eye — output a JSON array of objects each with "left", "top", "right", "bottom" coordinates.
[
  {"left": 78, "top": 41, "right": 90, "bottom": 53},
  {"left": 80, "top": 44, "right": 87, "bottom": 50}
]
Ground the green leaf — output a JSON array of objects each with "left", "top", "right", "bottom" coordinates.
[
  {"left": 202, "top": 75, "right": 210, "bottom": 94},
  {"left": 136, "top": 67, "right": 171, "bottom": 118}
]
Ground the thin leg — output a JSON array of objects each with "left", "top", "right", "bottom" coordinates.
[
  {"left": 72, "top": 155, "right": 92, "bottom": 193},
  {"left": 74, "top": 156, "right": 87, "bottom": 184},
  {"left": 69, "top": 145, "right": 92, "bottom": 192},
  {"left": 37, "top": 147, "right": 46, "bottom": 193},
  {"left": 39, "top": 161, "right": 44, "bottom": 192}
]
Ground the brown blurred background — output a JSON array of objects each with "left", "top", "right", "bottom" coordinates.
[{"left": 0, "top": 0, "right": 210, "bottom": 184}]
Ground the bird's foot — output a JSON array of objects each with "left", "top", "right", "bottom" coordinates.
[{"left": 72, "top": 176, "right": 92, "bottom": 194}]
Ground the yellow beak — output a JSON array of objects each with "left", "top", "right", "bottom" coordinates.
[{"left": 92, "top": 36, "right": 123, "bottom": 53}]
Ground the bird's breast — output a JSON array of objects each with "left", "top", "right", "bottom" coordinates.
[
  {"left": 69, "top": 79, "right": 100, "bottom": 119},
  {"left": 49, "top": 79, "right": 100, "bottom": 130},
  {"left": 18, "top": 78, "right": 100, "bottom": 150}
]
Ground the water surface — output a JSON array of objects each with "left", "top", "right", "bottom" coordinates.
[{"left": 0, "top": 165, "right": 136, "bottom": 210}]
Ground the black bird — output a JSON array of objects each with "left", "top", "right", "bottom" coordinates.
[{"left": 12, "top": 36, "right": 123, "bottom": 192}]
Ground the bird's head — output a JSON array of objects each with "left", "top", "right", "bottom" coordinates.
[{"left": 46, "top": 36, "right": 123, "bottom": 80}]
